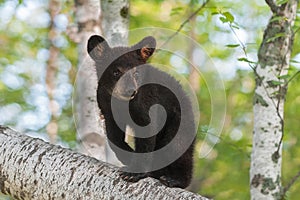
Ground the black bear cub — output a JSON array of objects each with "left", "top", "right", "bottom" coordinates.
[{"left": 87, "top": 35, "right": 195, "bottom": 188}]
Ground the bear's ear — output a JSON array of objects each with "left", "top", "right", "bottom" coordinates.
[
  {"left": 134, "top": 36, "right": 156, "bottom": 61},
  {"left": 87, "top": 35, "right": 110, "bottom": 61}
]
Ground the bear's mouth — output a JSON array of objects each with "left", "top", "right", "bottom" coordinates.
[
  {"left": 130, "top": 90, "right": 137, "bottom": 99},
  {"left": 112, "top": 90, "right": 138, "bottom": 101}
]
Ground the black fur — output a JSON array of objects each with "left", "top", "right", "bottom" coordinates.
[{"left": 87, "top": 35, "right": 195, "bottom": 188}]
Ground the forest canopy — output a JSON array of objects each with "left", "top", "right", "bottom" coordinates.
[{"left": 1, "top": 0, "right": 300, "bottom": 199}]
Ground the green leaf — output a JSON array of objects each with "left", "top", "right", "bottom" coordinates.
[
  {"left": 200, "top": 125, "right": 210, "bottom": 134},
  {"left": 278, "top": 74, "right": 290, "bottom": 80},
  {"left": 290, "top": 59, "right": 300, "bottom": 63},
  {"left": 219, "top": 16, "right": 228, "bottom": 23},
  {"left": 270, "top": 16, "right": 284, "bottom": 23},
  {"left": 223, "top": 11, "right": 234, "bottom": 23},
  {"left": 276, "top": 0, "right": 289, "bottom": 5},
  {"left": 211, "top": 12, "right": 219, "bottom": 15},
  {"left": 254, "top": 93, "right": 269, "bottom": 107},
  {"left": 270, "top": 80, "right": 285, "bottom": 86},
  {"left": 266, "top": 32, "right": 286, "bottom": 43},
  {"left": 219, "top": 11, "right": 235, "bottom": 24},
  {"left": 170, "top": 7, "right": 183, "bottom": 16},
  {"left": 226, "top": 44, "right": 240, "bottom": 48},
  {"left": 238, "top": 57, "right": 257, "bottom": 64}
]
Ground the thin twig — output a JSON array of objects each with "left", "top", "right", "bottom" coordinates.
[
  {"left": 283, "top": 170, "right": 300, "bottom": 196},
  {"left": 274, "top": 28, "right": 298, "bottom": 155},
  {"left": 294, "top": 27, "right": 300, "bottom": 35},
  {"left": 276, "top": 71, "right": 300, "bottom": 152},
  {"left": 229, "top": 24, "right": 248, "bottom": 58},
  {"left": 227, "top": 21, "right": 279, "bottom": 112},
  {"left": 202, "top": 131, "right": 250, "bottom": 157},
  {"left": 159, "top": 0, "right": 209, "bottom": 49},
  {"left": 227, "top": 7, "right": 287, "bottom": 156},
  {"left": 286, "top": 70, "right": 300, "bottom": 85}
]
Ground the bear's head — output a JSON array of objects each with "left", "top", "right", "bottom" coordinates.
[{"left": 87, "top": 35, "right": 156, "bottom": 101}]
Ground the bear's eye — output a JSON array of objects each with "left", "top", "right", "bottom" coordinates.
[{"left": 113, "top": 69, "right": 121, "bottom": 77}]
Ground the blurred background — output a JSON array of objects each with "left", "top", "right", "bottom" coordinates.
[{"left": 1, "top": 0, "right": 300, "bottom": 199}]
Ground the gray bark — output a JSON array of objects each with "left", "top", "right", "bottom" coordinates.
[
  {"left": 99, "top": 0, "right": 130, "bottom": 164},
  {"left": 0, "top": 126, "right": 209, "bottom": 200},
  {"left": 72, "top": 0, "right": 130, "bottom": 166},
  {"left": 100, "top": 0, "right": 129, "bottom": 46},
  {"left": 250, "top": 0, "right": 298, "bottom": 199},
  {"left": 72, "top": 0, "right": 106, "bottom": 161}
]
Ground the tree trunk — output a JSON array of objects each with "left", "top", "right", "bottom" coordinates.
[
  {"left": 0, "top": 126, "right": 209, "bottom": 200},
  {"left": 72, "top": 0, "right": 106, "bottom": 161},
  {"left": 72, "top": 0, "right": 130, "bottom": 165},
  {"left": 250, "top": 1, "right": 298, "bottom": 199},
  {"left": 98, "top": 0, "right": 130, "bottom": 164},
  {"left": 100, "top": 0, "right": 129, "bottom": 46}
]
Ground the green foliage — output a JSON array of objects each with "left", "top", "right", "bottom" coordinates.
[
  {"left": 282, "top": 65, "right": 300, "bottom": 200},
  {"left": 266, "top": 32, "right": 286, "bottom": 43},
  {"left": 170, "top": 6, "right": 184, "bottom": 16},
  {"left": 254, "top": 93, "right": 269, "bottom": 107},
  {"left": 276, "top": 0, "right": 289, "bottom": 5},
  {"left": 0, "top": 0, "right": 76, "bottom": 146},
  {"left": 1, "top": 0, "right": 300, "bottom": 199},
  {"left": 238, "top": 57, "right": 257, "bottom": 64},
  {"left": 219, "top": 11, "right": 235, "bottom": 24},
  {"left": 226, "top": 44, "right": 240, "bottom": 48}
]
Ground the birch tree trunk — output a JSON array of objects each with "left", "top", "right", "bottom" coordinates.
[
  {"left": 73, "top": 0, "right": 130, "bottom": 165},
  {"left": 250, "top": 1, "right": 298, "bottom": 199},
  {"left": 72, "top": 0, "right": 106, "bottom": 161},
  {"left": 98, "top": 0, "right": 130, "bottom": 164},
  {"left": 100, "top": 0, "right": 129, "bottom": 46},
  {"left": 0, "top": 126, "right": 209, "bottom": 200}
]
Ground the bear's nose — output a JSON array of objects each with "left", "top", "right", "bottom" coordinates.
[
  {"left": 128, "top": 90, "right": 137, "bottom": 100},
  {"left": 131, "top": 90, "right": 137, "bottom": 98},
  {"left": 126, "top": 88, "right": 136, "bottom": 97}
]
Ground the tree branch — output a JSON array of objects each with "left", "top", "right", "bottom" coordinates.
[
  {"left": 159, "top": 0, "right": 209, "bottom": 49},
  {"left": 0, "top": 126, "right": 209, "bottom": 200},
  {"left": 286, "top": 70, "right": 300, "bottom": 85},
  {"left": 265, "top": 0, "right": 279, "bottom": 14}
]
